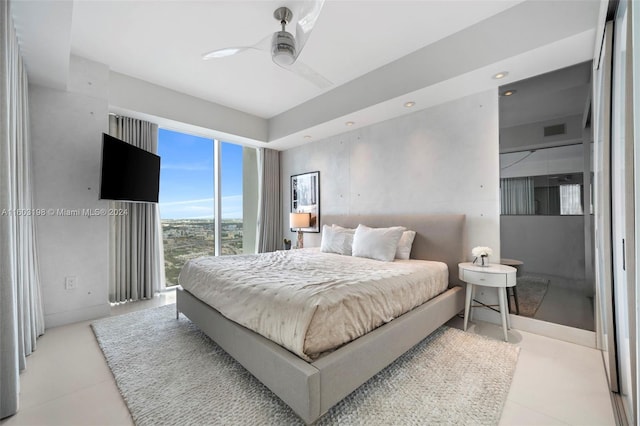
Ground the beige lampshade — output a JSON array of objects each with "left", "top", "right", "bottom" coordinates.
[{"left": 290, "top": 212, "right": 311, "bottom": 228}]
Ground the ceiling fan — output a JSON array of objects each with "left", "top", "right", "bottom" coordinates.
[{"left": 202, "top": 1, "right": 332, "bottom": 89}]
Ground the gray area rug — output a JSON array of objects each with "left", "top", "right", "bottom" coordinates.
[
  {"left": 92, "top": 304, "right": 519, "bottom": 425},
  {"left": 514, "top": 275, "right": 550, "bottom": 317}
]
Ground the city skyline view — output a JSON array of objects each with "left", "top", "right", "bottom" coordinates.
[
  {"left": 157, "top": 128, "right": 244, "bottom": 219},
  {"left": 157, "top": 128, "right": 247, "bottom": 285}
]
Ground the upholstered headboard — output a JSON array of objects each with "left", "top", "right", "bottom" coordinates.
[{"left": 305, "top": 214, "right": 466, "bottom": 286}]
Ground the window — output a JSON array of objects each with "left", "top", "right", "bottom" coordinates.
[
  {"left": 500, "top": 145, "right": 586, "bottom": 216},
  {"left": 500, "top": 174, "right": 584, "bottom": 215},
  {"left": 220, "top": 142, "right": 243, "bottom": 255},
  {"left": 158, "top": 130, "right": 214, "bottom": 286},
  {"left": 158, "top": 129, "right": 258, "bottom": 286}
]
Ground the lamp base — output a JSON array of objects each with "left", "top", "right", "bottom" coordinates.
[{"left": 296, "top": 230, "right": 304, "bottom": 249}]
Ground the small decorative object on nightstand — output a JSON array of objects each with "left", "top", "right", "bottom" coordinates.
[
  {"left": 471, "top": 246, "right": 493, "bottom": 266},
  {"left": 458, "top": 262, "right": 516, "bottom": 341}
]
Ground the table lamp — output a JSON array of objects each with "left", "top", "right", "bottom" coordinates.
[{"left": 290, "top": 212, "right": 311, "bottom": 249}]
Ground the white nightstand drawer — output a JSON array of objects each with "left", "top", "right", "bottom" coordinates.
[{"left": 461, "top": 269, "right": 508, "bottom": 286}]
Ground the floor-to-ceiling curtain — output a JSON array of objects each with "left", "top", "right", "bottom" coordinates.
[
  {"left": 108, "top": 115, "right": 165, "bottom": 302},
  {"left": 559, "top": 184, "right": 583, "bottom": 215},
  {"left": 257, "top": 148, "right": 282, "bottom": 252},
  {"left": 1, "top": 0, "right": 45, "bottom": 418},
  {"left": 500, "top": 177, "right": 535, "bottom": 215}
]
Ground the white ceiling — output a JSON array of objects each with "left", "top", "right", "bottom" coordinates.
[
  {"left": 500, "top": 61, "right": 593, "bottom": 128},
  {"left": 69, "top": 0, "right": 525, "bottom": 119},
  {"left": 11, "top": 0, "right": 602, "bottom": 149}
]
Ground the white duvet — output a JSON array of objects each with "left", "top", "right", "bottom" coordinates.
[{"left": 178, "top": 248, "right": 448, "bottom": 361}]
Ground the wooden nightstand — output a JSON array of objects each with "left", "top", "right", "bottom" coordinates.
[{"left": 458, "top": 262, "right": 517, "bottom": 341}]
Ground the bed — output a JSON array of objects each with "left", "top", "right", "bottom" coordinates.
[{"left": 176, "top": 214, "right": 465, "bottom": 424}]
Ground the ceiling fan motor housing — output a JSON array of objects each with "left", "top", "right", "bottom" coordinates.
[{"left": 272, "top": 31, "right": 296, "bottom": 65}]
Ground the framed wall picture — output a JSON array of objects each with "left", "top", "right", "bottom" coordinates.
[{"left": 290, "top": 171, "right": 320, "bottom": 232}]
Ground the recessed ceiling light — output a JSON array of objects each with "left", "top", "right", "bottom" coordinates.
[
  {"left": 493, "top": 71, "right": 509, "bottom": 79},
  {"left": 304, "top": 135, "right": 312, "bottom": 139},
  {"left": 501, "top": 89, "right": 517, "bottom": 96},
  {"left": 345, "top": 121, "right": 355, "bottom": 126},
  {"left": 404, "top": 101, "right": 416, "bottom": 108}
]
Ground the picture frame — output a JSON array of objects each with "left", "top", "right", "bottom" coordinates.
[{"left": 290, "top": 171, "right": 320, "bottom": 233}]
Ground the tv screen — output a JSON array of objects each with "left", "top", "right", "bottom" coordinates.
[{"left": 99, "top": 133, "right": 161, "bottom": 203}]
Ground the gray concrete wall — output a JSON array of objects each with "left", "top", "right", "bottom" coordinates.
[
  {"left": 281, "top": 89, "right": 502, "bottom": 265},
  {"left": 30, "top": 56, "right": 111, "bottom": 327},
  {"left": 501, "top": 215, "right": 586, "bottom": 281},
  {"left": 500, "top": 114, "right": 584, "bottom": 152}
]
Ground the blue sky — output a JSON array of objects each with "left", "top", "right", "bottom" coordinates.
[{"left": 157, "top": 128, "right": 243, "bottom": 219}]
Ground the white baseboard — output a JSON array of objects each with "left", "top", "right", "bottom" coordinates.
[
  {"left": 44, "top": 302, "right": 110, "bottom": 328},
  {"left": 472, "top": 306, "right": 596, "bottom": 348}
]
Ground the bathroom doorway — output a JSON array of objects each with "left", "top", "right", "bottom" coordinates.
[{"left": 499, "top": 62, "right": 595, "bottom": 331}]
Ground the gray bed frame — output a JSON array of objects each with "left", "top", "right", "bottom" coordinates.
[{"left": 176, "top": 214, "right": 466, "bottom": 424}]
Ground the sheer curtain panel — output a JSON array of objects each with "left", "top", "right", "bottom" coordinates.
[
  {"left": 108, "top": 115, "right": 165, "bottom": 302},
  {"left": 257, "top": 148, "right": 282, "bottom": 253},
  {"left": 1, "top": 0, "right": 45, "bottom": 418},
  {"left": 500, "top": 177, "right": 535, "bottom": 215}
]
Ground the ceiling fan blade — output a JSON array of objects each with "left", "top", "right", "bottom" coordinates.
[
  {"left": 202, "top": 35, "right": 271, "bottom": 60},
  {"left": 202, "top": 46, "right": 250, "bottom": 60},
  {"left": 294, "top": 0, "right": 325, "bottom": 59},
  {"left": 278, "top": 58, "right": 332, "bottom": 89}
]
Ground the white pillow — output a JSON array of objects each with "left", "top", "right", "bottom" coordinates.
[
  {"left": 352, "top": 224, "right": 405, "bottom": 262},
  {"left": 320, "top": 224, "right": 355, "bottom": 255},
  {"left": 395, "top": 230, "right": 416, "bottom": 260},
  {"left": 332, "top": 224, "right": 355, "bottom": 234}
]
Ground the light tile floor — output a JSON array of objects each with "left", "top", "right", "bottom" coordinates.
[
  {"left": 448, "top": 316, "right": 616, "bottom": 425},
  {"left": 1, "top": 290, "right": 616, "bottom": 425}
]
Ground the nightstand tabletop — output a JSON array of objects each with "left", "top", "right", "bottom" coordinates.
[{"left": 458, "top": 262, "right": 516, "bottom": 274}]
